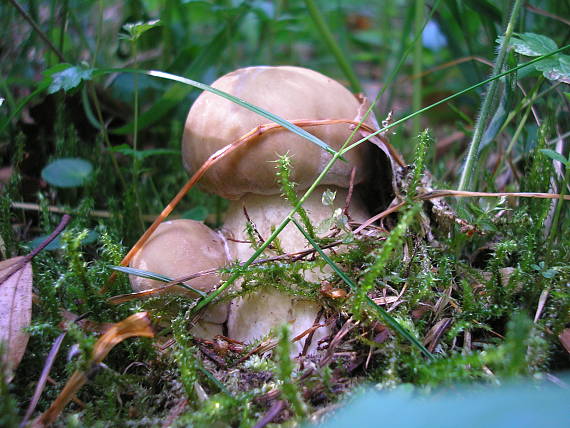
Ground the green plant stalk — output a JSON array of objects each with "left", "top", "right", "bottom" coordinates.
[
  {"left": 133, "top": 40, "right": 139, "bottom": 155},
  {"left": 59, "top": 0, "right": 68, "bottom": 54},
  {"left": 412, "top": 0, "right": 424, "bottom": 138},
  {"left": 276, "top": 155, "right": 315, "bottom": 238},
  {"left": 303, "top": 0, "right": 362, "bottom": 93},
  {"left": 547, "top": 156, "right": 570, "bottom": 246},
  {"left": 131, "top": 39, "right": 145, "bottom": 232},
  {"left": 504, "top": 79, "right": 542, "bottom": 157},
  {"left": 458, "top": 0, "right": 523, "bottom": 191},
  {"left": 384, "top": 0, "right": 441, "bottom": 115},
  {"left": 86, "top": 83, "right": 128, "bottom": 191},
  {"left": 83, "top": 2, "right": 127, "bottom": 191},
  {"left": 408, "top": 130, "right": 433, "bottom": 200}
]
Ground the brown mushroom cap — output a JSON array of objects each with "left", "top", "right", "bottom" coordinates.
[
  {"left": 182, "top": 66, "right": 375, "bottom": 200},
  {"left": 129, "top": 219, "right": 229, "bottom": 294},
  {"left": 129, "top": 219, "right": 230, "bottom": 327}
]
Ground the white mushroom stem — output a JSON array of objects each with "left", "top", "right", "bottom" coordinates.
[{"left": 223, "top": 186, "right": 369, "bottom": 354}]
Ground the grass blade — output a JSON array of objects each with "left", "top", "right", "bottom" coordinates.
[
  {"left": 143, "top": 70, "right": 339, "bottom": 157},
  {"left": 290, "top": 218, "right": 434, "bottom": 359},
  {"left": 303, "top": 0, "right": 362, "bottom": 93},
  {"left": 457, "top": 0, "right": 524, "bottom": 191},
  {"left": 110, "top": 265, "right": 207, "bottom": 297}
]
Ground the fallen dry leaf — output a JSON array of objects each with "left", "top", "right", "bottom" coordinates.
[
  {"left": 34, "top": 312, "right": 154, "bottom": 427},
  {"left": 0, "top": 256, "right": 32, "bottom": 381},
  {"left": 372, "top": 296, "right": 399, "bottom": 305}
]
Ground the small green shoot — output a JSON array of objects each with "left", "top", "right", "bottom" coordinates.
[
  {"left": 275, "top": 154, "right": 315, "bottom": 238},
  {"left": 276, "top": 324, "right": 307, "bottom": 418}
]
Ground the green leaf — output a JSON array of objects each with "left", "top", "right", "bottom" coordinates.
[
  {"left": 507, "top": 32, "right": 558, "bottom": 57},
  {"left": 108, "top": 144, "right": 179, "bottom": 160},
  {"left": 534, "top": 54, "right": 570, "bottom": 83},
  {"left": 318, "top": 378, "right": 570, "bottom": 428},
  {"left": 120, "top": 19, "right": 161, "bottom": 41},
  {"left": 46, "top": 64, "right": 94, "bottom": 94},
  {"left": 41, "top": 158, "right": 93, "bottom": 188},
  {"left": 540, "top": 149, "right": 568, "bottom": 165}
]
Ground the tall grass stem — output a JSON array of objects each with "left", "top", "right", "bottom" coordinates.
[
  {"left": 457, "top": 0, "right": 524, "bottom": 191},
  {"left": 304, "top": 0, "right": 362, "bottom": 93},
  {"left": 412, "top": 0, "right": 424, "bottom": 138}
]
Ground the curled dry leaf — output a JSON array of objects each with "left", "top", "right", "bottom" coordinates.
[
  {"left": 34, "top": 312, "right": 154, "bottom": 427},
  {"left": 0, "top": 256, "right": 32, "bottom": 382}
]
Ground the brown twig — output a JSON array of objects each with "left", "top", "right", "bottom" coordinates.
[
  {"left": 419, "top": 189, "right": 570, "bottom": 201},
  {"left": 7, "top": 0, "right": 66, "bottom": 62},
  {"left": 11, "top": 202, "right": 163, "bottom": 222},
  {"left": 354, "top": 189, "right": 570, "bottom": 234},
  {"left": 525, "top": 3, "right": 570, "bottom": 26},
  {"left": 353, "top": 201, "right": 406, "bottom": 234},
  {"left": 253, "top": 400, "right": 285, "bottom": 428},
  {"left": 0, "top": 214, "right": 71, "bottom": 285},
  {"left": 301, "top": 309, "right": 324, "bottom": 357},
  {"left": 343, "top": 167, "right": 357, "bottom": 217}
]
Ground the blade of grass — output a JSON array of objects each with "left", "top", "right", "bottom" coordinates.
[
  {"left": 303, "top": 0, "right": 362, "bottom": 93},
  {"left": 290, "top": 218, "right": 433, "bottom": 359},
  {"left": 110, "top": 265, "right": 207, "bottom": 297},
  {"left": 382, "top": 0, "right": 443, "bottom": 114},
  {"left": 113, "top": 69, "right": 341, "bottom": 157},
  {"left": 412, "top": 0, "right": 424, "bottom": 138}
]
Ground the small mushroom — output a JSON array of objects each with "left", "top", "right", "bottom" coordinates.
[
  {"left": 129, "top": 219, "right": 230, "bottom": 338},
  {"left": 182, "top": 66, "right": 391, "bottom": 353}
]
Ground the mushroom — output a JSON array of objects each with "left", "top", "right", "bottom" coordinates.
[
  {"left": 182, "top": 66, "right": 389, "bottom": 353},
  {"left": 129, "top": 219, "right": 230, "bottom": 338}
]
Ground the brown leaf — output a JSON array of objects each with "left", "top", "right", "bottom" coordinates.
[
  {"left": 35, "top": 312, "right": 154, "bottom": 427},
  {"left": 0, "top": 256, "right": 32, "bottom": 381},
  {"left": 559, "top": 328, "right": 570, "bottom": 354},
  {"left": 423, "top": 318, "right": 452, "bottom": 353}
]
